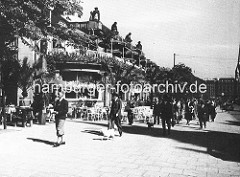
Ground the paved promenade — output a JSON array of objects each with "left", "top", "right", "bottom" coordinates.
[{"left": 0, "top": 107, "right": 240, "bottom": 177}]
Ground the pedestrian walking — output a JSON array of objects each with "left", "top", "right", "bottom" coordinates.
[
  {"left": 205, "top": 100, "right": 212, "bottom": 121},
  {"left": 193, "top": 98, "right": 198, "bottom": 120},
  {"left": 109, "top": 93, "right": 123, "bottom": 137},
  {"left": 209, "top": 99, "right": 217, "bottom": 122},
  {"left": 125, "top": 97, "right": 135, "bottom": 125},
  {"left": 185, "top": 99, "right": 193, "bottom": 125},
  {"left": 53, "top": 90, "right": 68, "bottom": 147},
  {"left": 31, "top": 94, "right": 44, "bottom": 124},
  {"left": 153, "top": 98, "right": 161, "bottom": 125},
  {"left": 197, "top": 101, "right": 207, "bottom": 129},
  {"left": 175, "top": 99, "right": 182, "bottom": 124},
  {"left": 160, "top": 96, "right": 173, "bottom": 136}
]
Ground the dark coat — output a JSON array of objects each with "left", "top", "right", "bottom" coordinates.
[
  {"left": 55, "top": 99, "right": 68, "bottom": 120},
  {"left": 153, "top": 102, "right": 162, "bottom": 116},
  {"left": 110, "top": 98, "right": 122, "bottom": 119},
  {"left": 92, "top": 9, "right": 100, "bottom": 21},
  {"left": 125, "top": 100, "right": 134, "bottom": 112},
  {"left": 185, "top": 104, "right": 192, "bottom": 120},
  {"left": 111, "top": 23, "right": 117, "bottom": 32},
  {"left": 161, "top": 102, "right": 173, "bottom": 119},
  {"left": 197, "top": 104, "right": 207, "bottom": 118}
]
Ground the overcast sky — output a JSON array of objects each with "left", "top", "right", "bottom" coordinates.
[{"left": 80, "top": 0, "right": 240, "bottom": 79}]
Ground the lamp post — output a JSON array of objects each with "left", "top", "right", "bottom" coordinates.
[
  {"left": 47, "top": 0, "right": 54, "bottom": 27},
  {"left": 47, "top": 4, "right": 54, "bottom": 52}
]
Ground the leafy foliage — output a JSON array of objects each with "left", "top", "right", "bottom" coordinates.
[
  {"left": 0, "top": 56, "right": 34, "bottom": 98},
  {"left": 171, "top": 63, "right": 194, "bottom": 83},
  {"left": 0, "top": 0, "right": 84, "bottom": 58},
  {"left": 1, "top": 57, "right": 20, "bottom": 88},
  {"left": 17, "top": 57, "right": 34, "bottom": 98}
]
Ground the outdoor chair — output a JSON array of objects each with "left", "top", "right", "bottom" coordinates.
[
  {"left": 121, "top": 109, "right": 128, "bottom": 123},
  {"left": 86, "top": 107, "right": 96, "bottom": 121},
  {"left": 95, "top": 107, "right": 103, "bottom": 121}
]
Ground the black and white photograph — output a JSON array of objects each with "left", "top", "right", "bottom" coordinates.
[{"left": 0, "top": 0, "right": 240, "bottom": 176}]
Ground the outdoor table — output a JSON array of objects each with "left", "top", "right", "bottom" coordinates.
[
  {"left": 5, "top": 105, "right": 17, "bottom": 122},
  {"left": 76, "top": 106, "right": 88, "bottom": 119},
  {"left": 14, "top": 106, "right": 34, "bottom": 127}
]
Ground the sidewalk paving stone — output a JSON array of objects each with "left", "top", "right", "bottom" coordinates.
[{"left": 0, "top": 108, "right": 240, "bottom": 177}]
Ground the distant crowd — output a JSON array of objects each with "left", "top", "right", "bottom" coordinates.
[{"left": 124, "top": 94, "right": 220, "bottom": 136}]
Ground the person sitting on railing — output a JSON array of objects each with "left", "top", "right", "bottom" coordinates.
[
  {"left": 125, "top": 32, "right": 132, "bottom": 43},
  {"left": 111, "top": 22, "right": 119, "bottom": 35}
]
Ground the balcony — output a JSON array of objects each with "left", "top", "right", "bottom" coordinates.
[
  {"left": 76, "top": 21, "right": 103, "bottom": 33},
  {"left": 48, "top": 47, "right": 144, "bottom": 73}
]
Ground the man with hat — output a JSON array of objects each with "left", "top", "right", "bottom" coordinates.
[{"left": 109, "top": 92, "right": 123, "bottom": 137}]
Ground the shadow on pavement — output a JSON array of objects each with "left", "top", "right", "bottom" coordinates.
[
  {"left": 171, "top": 129, "right": 240, "bottom": 162},
  {"left": 27, "top": 138, "right": 55, "bottom": 146},
  {"left": 228, "top": 111, "right": 240, "bottom": 121},
  {"left": 220, "top": 120, "right": 240, "bottom": 126},
  {"left": 81, "top": 128, "right": 120, "bottom": 141},
  {"left": 81, "top": 129, "right": 103, "bottom": 136},
  {"left": 73, "top": 120, "right": 240, "bottom": 162}
]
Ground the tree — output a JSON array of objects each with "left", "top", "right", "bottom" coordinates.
[
  {"left": 145, "top": 62, "right": 162, "bottom": 103},
  {"left": 100, "top": 56, "right": 145, "bottom": 100},
  {"left": 171, "top": 63, "right": 193, "bottom": 83},
  {"left": 0, "top": 0, "right": 83, "bottom": 52},
  {"left": 18, "top": 57, "right": 34, "bottom": 101},
  {"left": 170, "top": 63, "right": 203, "bottom": 99},
  {"left": 0, "top": 56, "right": 19, "bottom": 129}
]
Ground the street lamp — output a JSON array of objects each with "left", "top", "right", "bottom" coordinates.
[{"left": 47, "top": 4, "right": 54, "bottom": 28}]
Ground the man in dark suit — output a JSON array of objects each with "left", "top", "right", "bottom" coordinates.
[
  {"left": 161, "top": 96, "right": 173, "bottom": 136},
  {"left": 53, "top": 90, "right": 68, "bottom": 147},
  {"left": 109, "top": 93, "right": 123, "bottom": 137},
  {"left": 153, "top": 98, "right": 161, "bottom": 125}
]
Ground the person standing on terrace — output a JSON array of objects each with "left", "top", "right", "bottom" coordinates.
[
  {"left": 91, "top": 7, "right": 100, "bottom": 22},
  {"left": 136, "top": 41, "right": 143, "bottom": 55}
]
